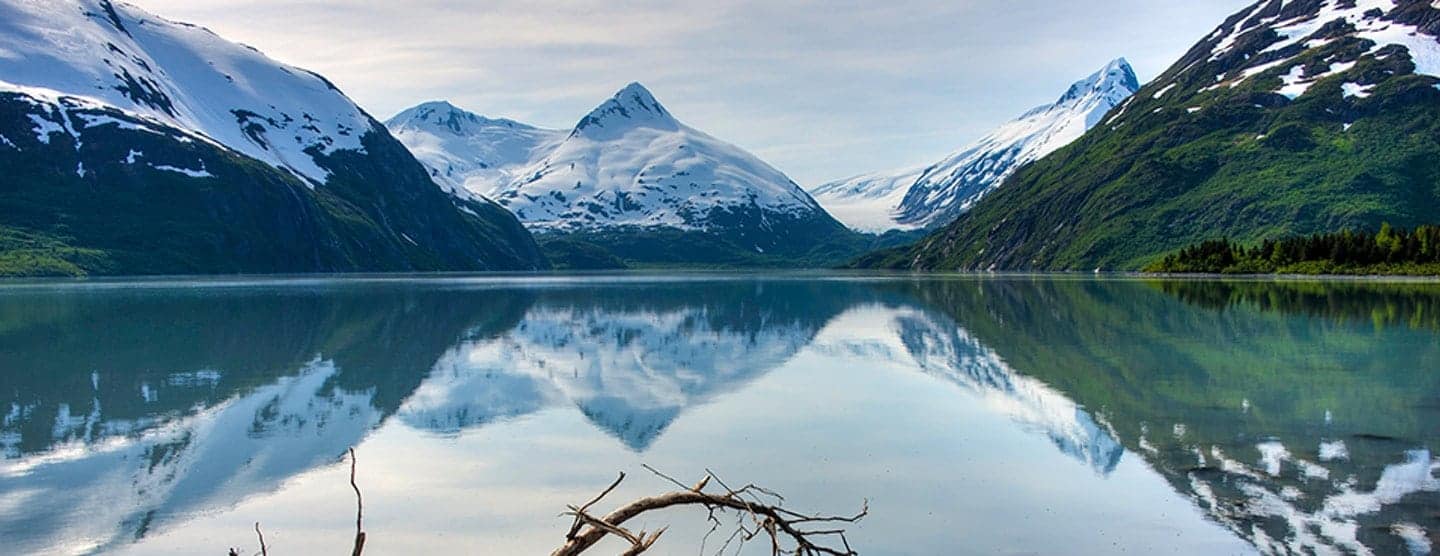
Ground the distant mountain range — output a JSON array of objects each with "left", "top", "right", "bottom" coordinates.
[
  {"left": 863, "top": 0, "right": 1440, "bottom": 271},
  {"left": 812, "top": 58, "right": 1140, "bottom": 233},
  {"left": 0, "top": 0, "right": 546, "bottom": 276},
  {"left": 8, "top": 0, "right": 1440, "bottom": 275},
  {"left": 388, "top": 83, "right": 867, "bottom": 267}
]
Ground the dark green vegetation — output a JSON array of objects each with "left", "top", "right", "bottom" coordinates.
[
  {"left": 539, "top": 218, "right": 876, "bottom": 269},
  {"left": 1147, "top": 224, "right": 1440, "bottom": 274},
  {"left": 538, "top": 237, "right": 628, "bottom": 270},
  {"left": 0, "top": 226, "right": 115, "bottom": 277},
  {"left": 864, "top": 1, "right": 1440, "bottom": 271},
  {"left": 885, "top": 277, "right": 1440, "bottom": 553},
  {"left": 0, "top": 93, "right": 547, "bottom": 277}
]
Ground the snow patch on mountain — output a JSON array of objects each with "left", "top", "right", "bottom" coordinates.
[
  {"left": 810, "top": 59, "right": 1139, "bottom": 232},
  {"left": 151, "top": 162, "right": 211, "bottom": 178},
  {"left": 1197, "top": 0, "right": 1440, "bottom": 100},
  {"left": 0, "top": 0, "right": 375, "bottom": 185}
]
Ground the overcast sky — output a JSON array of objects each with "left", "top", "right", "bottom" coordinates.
[{"left": 129, "top": 0, "right": 1250, "bottom": 187}]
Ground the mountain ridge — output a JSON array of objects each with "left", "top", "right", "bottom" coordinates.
[{"left": 811, "top": 58, "right": 1140, "bottom": 233}]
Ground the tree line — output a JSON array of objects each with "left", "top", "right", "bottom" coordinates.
[{"left": 1145, "top": 224, "right": 1440, "bottom": 275}]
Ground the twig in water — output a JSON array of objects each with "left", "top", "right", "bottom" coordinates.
[
  {"left": 254, "top": 522, "right": 268, "bottom": 556},
  {"left": 349, "top": 447, "right": 366, "bottom": 556}
]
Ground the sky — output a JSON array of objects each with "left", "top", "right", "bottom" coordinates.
[{"left": 128, "top": 0, "right": 1252, "bottom": 187}]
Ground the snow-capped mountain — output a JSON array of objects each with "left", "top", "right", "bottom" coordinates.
[
  {"left": 385, "top": 101, "right": 565, "bottom": 198},
  {"left": 495, "top": 83, "right": 832, "bottom": 233},
  {"left": 0, "top": 0, "right": 369, "bottom": 185},
  {"left": 811, "top": 59, "right": 1139, "bottom": 232},
  {"left": 0, "top": 0, "right": 545, "bottom": 275},
  {"left": 391, "top": 83, "right": 860, "bottom": 264}
]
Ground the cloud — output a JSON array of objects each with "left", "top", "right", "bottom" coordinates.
[{"left": 127, "top": 0, "right": 1251, "bottom": 186}]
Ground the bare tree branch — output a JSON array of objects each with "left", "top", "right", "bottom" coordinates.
[
  {"left": 567, "top": 472, "right": 627, "bottom": 540},
  {"left": 551, "top": 468, "right": 866, "bottom": 556}
]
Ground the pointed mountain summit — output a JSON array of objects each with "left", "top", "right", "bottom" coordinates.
[
  {"left": 386, "top": 101, "right": 565, "bottom": 198},
  {"left": 0, "top": 0, "right": 545, "bottom": 275},
  {"left": 867, "top": 0, "right": 1440, "bottom": 271},
  {"left": 812, "top": 58, "right": 1140, "bottom": 233},
  {"left": 1053, "top": 58, "right": 1140, "bottom": 112},
  {"left": 572, "top": 82, "right": 678, "bottom": 136}
]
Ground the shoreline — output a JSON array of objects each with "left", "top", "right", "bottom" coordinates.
[{"left": 2, "top": 268, "right": 1440, "bottom": 288}]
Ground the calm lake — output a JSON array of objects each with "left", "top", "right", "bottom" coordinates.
[{"left": 0, "top": 274, "right": 1436, "bottom": 555}]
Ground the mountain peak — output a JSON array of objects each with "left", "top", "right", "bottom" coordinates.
[
  {"left": 1103, "top": 57, "right": 1133, "bottom": 75},
  {"left": 413, "top": 99, "right": 461, "bottom": 112},
  {"left": 1055, "top": 57, "right": 1141, "bottom": 106},
  {"left": 574, "top": 82, "right": 676, "bottom": 133},
  {"left": 617, "top": 82, "right": 660, "bottom": 105},
  {"left": 387, "top": 100, "right": 534, "bottom": 136}
]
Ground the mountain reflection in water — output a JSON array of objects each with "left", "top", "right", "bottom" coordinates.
[{"left": 0, "top": 276, "right": 1435, "bottom": 555}]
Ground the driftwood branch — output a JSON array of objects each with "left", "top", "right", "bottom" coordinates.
[
  {"left": 551, "top": 467, "right": 866, "bottom": 556},
  {"left": 225, "top": 452, "right": 863, "bottom": 556}
]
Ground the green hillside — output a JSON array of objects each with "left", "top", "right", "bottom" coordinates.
[{"left": 864, "top": 1, "right": 1440, "bottom": 271}]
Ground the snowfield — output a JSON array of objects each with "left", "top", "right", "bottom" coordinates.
[{"left": 807, "top": 166, "right": 927, "bottom": 233}]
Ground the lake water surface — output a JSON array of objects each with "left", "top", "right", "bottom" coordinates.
[{"left": 0, "top": 274, "right": 1436, "bottom": 555}]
